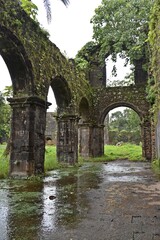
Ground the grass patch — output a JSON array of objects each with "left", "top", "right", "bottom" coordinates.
[
  {"left": 44, "top": 145, "right": 59, "bottom": 171},
  {"left": 0, "top": 144, "right": 9, "bottom": 178},
  {"left": 152, "top": 159, "right": 160, "bottom": 176},
  {"left": 0, "top": 143, "right": 143, "bottom": 179},
  {"left": 82, "top": 143, "right": 143, "bottom": 162}
]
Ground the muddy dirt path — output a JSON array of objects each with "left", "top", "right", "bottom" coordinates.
[{"left": 0, "top": 160, "right": 160, "bottom": 240}]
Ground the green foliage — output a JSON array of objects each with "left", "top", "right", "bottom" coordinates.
[
  {"left": 20, "top": 0, "right": 38, "bottom": 20},
  {"left": 0, "top": 145, "right": 9, "bottom": 179},
  {"left": 0, "top": 91, "right": 11, "bottom": 142},
  {"left": 75, "top": 41, "right": 99, "bottom": 70},
  {"left": 108, "top": 108, "right": 141, "bottom": 144},
  {"left": 152, "top": 159, "right": 160, "bottom": 176},
  {"left": 91, "top": 0, "right": 153, "bottom": 64},
  {"left": 44, "top": 146, "right": 59, "bottom": 171},
  {"left": 148, "top": 0, "right": 160, "bottom": 117},
  {"left": 3, "top": 85, "right": 13, "bottom": 99},
  {"left": 85, "top": 143, "right": 143, "bottom": 162}
]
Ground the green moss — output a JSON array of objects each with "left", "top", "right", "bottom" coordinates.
[
  {"left": 148, "top": 0, "right": 160, "bottom": 122},
  {"left": 0, "top": 0, "right": 94, "bottom": 113}
]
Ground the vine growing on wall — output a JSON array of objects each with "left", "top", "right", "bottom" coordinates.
[
  {"left": 20, "top": 0, "right": 38, "bottom": 20},
  {"left": 148, "top": 0, "right": 160, "bottom": 117}
]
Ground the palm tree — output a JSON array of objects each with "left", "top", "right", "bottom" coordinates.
[{"left": 43, "top": 0, "right": 69, "bottom": 23}]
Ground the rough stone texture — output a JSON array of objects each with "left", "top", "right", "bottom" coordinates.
[
  {"left": 56, "top": 116, "right": 79, "bottom": 164},
  {"left": 45, "top": 112, "right": 57, "bottom": 145},
  {"left": 79, "top": 86, "right": 152, "bottom": 160},
  {"left": 79, "top": 124, "right": 104, "bottom": 158},
  {"left": 8, "top": 97, "right": 47, "bottom": 176},
  {"left": 0, "top": 0, "right": 155, "bottom": 176}
]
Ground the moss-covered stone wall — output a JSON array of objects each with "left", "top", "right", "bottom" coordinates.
[
  {"left": 0, "top": 0, "right": 92, "bottom": 114},
  {"left": 149, "top": 0, "right": 160, "bottom": 159}
]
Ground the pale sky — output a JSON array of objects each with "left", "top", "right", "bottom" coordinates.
[{"left": 0, "top": 0, "right": 130, "bottom": 112}]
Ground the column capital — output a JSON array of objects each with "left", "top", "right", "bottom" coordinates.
[
  {"left": 56, "top": 114, "right": 80, "bottom": 121},
  {"left": 7, "top": 96, "right": 51, "bottom": 109}
]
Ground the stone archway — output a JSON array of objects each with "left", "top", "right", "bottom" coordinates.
[
  {"left": 0, "top": 27, "right": 42, "bottom": 177},
  {"left": 78, "top": 97, "right": 91, "bottom": 158},
  {"left": 0, "top": 26, "right": 34, "bottom": 95},
  {"left": 49, "top": 76, "right": 79, "bottom": 164},
  {"left": 50, "top": 76, "right": 72, "bottom": 112},
  {"left": 99, "top": 102, "right": 152, "bottom": 161}
]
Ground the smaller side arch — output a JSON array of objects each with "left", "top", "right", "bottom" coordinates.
[
  {"left": 79, "top": 97, "right": 90, "bottom": 123},
  {"left": 50, "top": 76, "right": 72, "bottom": 111}
]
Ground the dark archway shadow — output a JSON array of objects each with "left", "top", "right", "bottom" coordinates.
[{"left": 0, "top": 25, "right": 34, "bottom": 96}]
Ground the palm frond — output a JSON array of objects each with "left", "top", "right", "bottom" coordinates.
[
  {"left": 60, "top": 0, "right": 69, "bottom": 6},
  {"left": 43, "top": 0, "right": 51, "bottom": 23},
  {"left": 43, "top": 0, "right": 70, "bottom": 23}
]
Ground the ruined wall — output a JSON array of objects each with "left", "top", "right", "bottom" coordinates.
[
  {"left": 149, "top": 0, "right": 160, "bottom": 159},
  {"left": 45, "top": 112, "right": 57, "bottom": 145},
  {"left": 0, "top": 0, "right": 92, "bottom": 111},
  {"left": 91, "top": 86, "right": 150, "bottom": 124}
]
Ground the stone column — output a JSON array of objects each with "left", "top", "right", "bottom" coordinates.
[
  {"left": 56, "top": 115, "right": 79, "bottom": 164},
  {"left": 141, "top": 118, "right": 152, "bottom": 161},
  {"left": 8, "top": 96, "right": 49, "bottom": 177},
  {"left": 79, "top": 123, "right": 91, "bottom": 158},
  {"left": 79, "top": 124, "right": 104, "bottom": 158}
]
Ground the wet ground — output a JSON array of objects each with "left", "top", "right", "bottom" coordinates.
[{"left": 0, "top": 160, "right": 160, "bottom": 240}]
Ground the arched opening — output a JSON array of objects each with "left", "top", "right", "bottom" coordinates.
[
  {"left": 50, "top": 76, "right": 72, "bottom": 111},
  {"left": 0, "top": 26, "right": 34, "bottom": 95},
  {"left": 78, "top": 97, "right": 90, "bottom": 157},
  {"left": 45, "top": 87, "right": 57, "bottom": 147},
  {"left": 79, "top": 97, "right": 89, "bottom": 123},
  {"left": 0, "top": 56, "right": 12, "bottom": 149},
  {"left": 0, "top": 27, "right": 35, "bottom": 176},
  {"left": 102, "top": 105, "right": 143, "bottom": 160},
  {"left": 45, "top": 76, "right": 76, "bottom": 167}
]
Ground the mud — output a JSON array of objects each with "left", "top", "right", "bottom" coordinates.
[{"left": 0, "top": 160, "right": 160, "bottom": 240}]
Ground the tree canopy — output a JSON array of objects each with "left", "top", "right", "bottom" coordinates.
[
  {"left": 91, "top": 0, "right": 153, "bottom": 64},
  {"left": 0, "top": 91, "right": 11, "bottom": 143},
  {"left": 108, "top": 108, "right": 141, "bottom": 144}
]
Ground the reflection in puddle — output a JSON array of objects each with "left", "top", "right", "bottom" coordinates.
[
  {"left": 106, "top": 175, "right": 145, "bottom": 182},
  {"left": 0, "top": 161, "right": 152, "bottom": 239},
  {"left": 103, "top": 161, "right": 150, "bottom": 174}
]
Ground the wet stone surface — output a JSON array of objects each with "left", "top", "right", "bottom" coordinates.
[{"left": 0, "top": 160, "right": 160, "bottom": 240}]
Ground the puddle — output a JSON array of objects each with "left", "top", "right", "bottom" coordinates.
[
  {"left": 0, "top": 161, "right": 155, "bottom": 239},
  {"left": 105, "top": 175, "right": 145, "bottom": 182}
]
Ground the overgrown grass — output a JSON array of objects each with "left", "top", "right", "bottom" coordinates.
[
  {"left": 0, "top": 143, "right": 143, "bottom": 179},
  {"left": 83, "top": 143, "right": 143, "bottom": 162},
  {"left": 0, "top": 144, "right": 9, "bottom": 178},
  {"left": 44, "top": 145, "right": 59, "bottom": 171}
]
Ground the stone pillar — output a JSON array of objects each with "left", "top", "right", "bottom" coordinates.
[
  {"left": 79, "top": 123, "right": 91, "bottom": 158},
  {"left": 141, "top": 118, "right": 152, "bottom": 161},
  {"left": 56, "top": 115, "right": 79, "bottom": 164},
  {"left": 8, "top": 96, "right": 49, "bottom": 177},
  {"left": 79, "top": 124, "right": 104, "bottom": 158}
]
